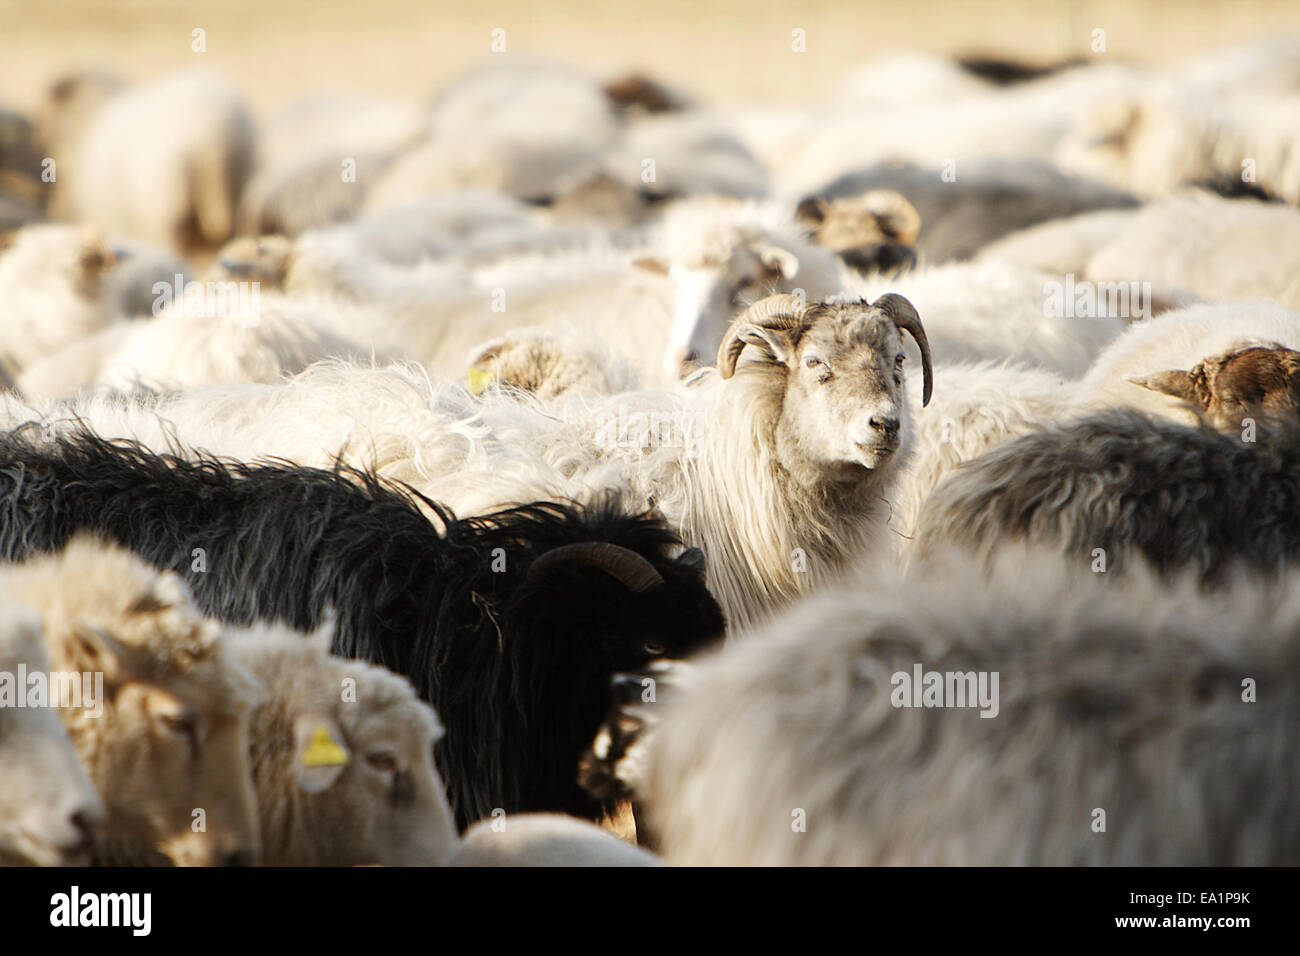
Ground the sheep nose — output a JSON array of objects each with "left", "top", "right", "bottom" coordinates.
[{"left": 869, "top": 415, "right": 900, "bottom": 439}]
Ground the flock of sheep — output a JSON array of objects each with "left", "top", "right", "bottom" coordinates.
[{"left": 1, "top": 34, "right": 1299, "bottom": 867}]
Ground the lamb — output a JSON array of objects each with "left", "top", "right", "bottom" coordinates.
[
  {"left": 0, "top": 429, "right": 724, "bottom": 830},
  {"left": 0, "top": 536, "right": 260, "bottom": 866},
  {"left": 1075, "top": 301, "right": 1300, "bottom": 428},
  {"left": 793, "top": 189, "right": 921, "bottom": 275},
  {"left": 0, "top": 223, "right": 124, "bottom": 377},
  {"left": 911, "top": 409, "right": 1300, "bottom": 584},
  {"left": 0, "top": 605, "right": 105, "bottom": 866},
  {"left": 44, "top": 70, "right": 255, "bottom": 250},
  {"left": 643, "top": 547, "right": 1300, "bottom": 865},
  {"left": 453, "top": 813, "right": 660, "bottom": 866},
  {"left": 225, "top": 626, "right": 459, "bottom": 866}
]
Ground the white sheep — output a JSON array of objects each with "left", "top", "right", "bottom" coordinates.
[
  {"left": 0, "top": 223, "right": 124, "bottom": 376},
  {"left": 225, "top": 626, "right": 460, "bottom": 867},
  {"left": 645, "top": 547, "right": 1300, "bottom": 865},
  {"left": 17, "top": 293, "right": 392, "bottom": 400},
  {"left": 48, "top": 70, "right": 255, "bottom": 250},
  {"left": 846, "top": 260, "right": 1126, "bottom": 377},
  {"left": 1, "top": 536, "right": 261, "bottom": 866},
  {"left": 0, "top": 605, "right": 105, "bottom": 866}
]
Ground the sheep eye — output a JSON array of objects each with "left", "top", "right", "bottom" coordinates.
[
  {"left": 643, "top": 642, "right": 666, "bottom": 656},
  {"left": 366, "top": 751, "right": 398, "bottom": 773},
  {"left": 804, "top": 356, "right": 823, "bottom": 369},
  {"left": 895, "top": 354, "right": 906, "bottom": 368}
]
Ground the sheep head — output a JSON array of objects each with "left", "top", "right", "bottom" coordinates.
[
  {"left": 636, "top": 217, "right": 817, "bottom": 377},
  {"left": 795, "top": 190, "right": 921, "bottom": 275},
  {"left": 1130, "top": 344, "right": 1300, "bottom": 432},
  {"left": 718, "top": 293, "right": 932, "bottom": 479}
]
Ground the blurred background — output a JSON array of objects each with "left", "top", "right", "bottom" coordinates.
[{"left": 4, "top": 0, "right": 1300, "bottom": 111}]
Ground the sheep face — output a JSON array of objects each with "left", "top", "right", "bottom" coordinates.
[
  {"left": 101, "top": 662, "right": 259, "bottom": 867},
  {"left": 718, "top": 295, "right": 933, "bottom": 485},
  {"left": 639, "top": 234, "right": 801, "bottom": 376},
  {"left": 1132, "top": 345, "right": 1300, "bottom": 432},
  {"left": 0, "top": 612, "right": 105, "bottom": 866},
  {"left": 779, "top": 309, "right": 915, "bottom": 477},
  {"left": 292, "top": 674, "right": 458, "bottom": 867},
  {"left": 795, "top": 191, "right": 921, "bottom": 275}
]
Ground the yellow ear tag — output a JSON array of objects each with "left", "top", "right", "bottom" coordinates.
[
  {"left": 467, "top": 366, "right": 494, "bottom": 396},
  {"left": 302, "top": 725, "right": 348, "bottom": 767}
]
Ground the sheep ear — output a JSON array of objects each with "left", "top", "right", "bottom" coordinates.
[
  {"left": 1128, "top": 369, "right": 1202, "bottom": 405},
  {"left": 632, "top": 256, "right": 669, "bottom": 276},
  {"left": 754, "top": 243, "right": 799, "bottom": 280},
  {"left": 293, "top": 714, "right": 350, "bottom": 794},
  {"left": 794, "top": 197, "right": 827, "bottom": 225}
]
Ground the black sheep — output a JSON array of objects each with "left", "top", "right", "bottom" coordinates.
[{"left": 0, "top": 427, "right": 725, "bottom": 829}]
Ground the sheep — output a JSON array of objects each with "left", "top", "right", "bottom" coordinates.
[
  {"left": 453, "top": 813, "right": 660, "bottom": 866},
  {"left": 238, "top": 93, "right": 425, "bottom": 236},
  {"left": 886, "top": 361, "right": 1073, "bottom": 544},
  {"left": 793, "top": 189, "right": 921, "bottom": 276},
  {"left": 0, "top": 429, "right": 725, "bottom": 830},
  {"left": 0, "top": 223, "right": 123, "bottom": 377},
  {"left": 16, "top": 293, "right": 391, "bottom": 401},
  {"left": 0, "top": 536, "right": 260, "bottom": 866},
  {"left": 365, "top": 62, "right": 620, "bottom": 209},
  {"left": 643, "top": 547, "right": 1300, "bottom": 865},
  {"left": 974, "top": 207, "right": 1140, "bottom": 277},
  {"left": 1057, "top": 89, "right": 1300, "bottom": 205},
  {"left": 911, "top": 408, "right": 1300, "bottom": 585},
  {"left": 1075, "top": 301, "right": 1300, "bottom": 428},
  {"left": 12, "top": 292, "right": 935, "bottom": 633},
  {"left": 44, "top": 70, "right": 254, "bottom": 250},
  {"left": 632, "top": 196, "right": 846, "bottom": 375},
  {"left": 465, "top": 327, "right": 642, "bottom": 400},
  {"left": 1081, "top": 193, "right": 1300, "bottom": 310},
  {"left": 845, "top": 260, "right": 1126, "bottom": 377},
  {"left": 225, "top": 626, "right": 459, "bottom": 866},
  {"left": 517, "top": 292, "right": 936, "bottom": 633},
  {"left": 811, "top": 158, "right": 1137, "bottom": 263},
  {"left": 0, "top": 605, "right": 105, "bottom": 866}
]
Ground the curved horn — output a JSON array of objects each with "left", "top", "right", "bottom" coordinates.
[
  {"left": 526, "top": 542, "right": 665, "bottom": 592},
  {"left": 716, "top": 294, "right": 809, "bottom": 379},
  {"left": 874, "top": 293, "right": 932, "bottom": 407}
]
